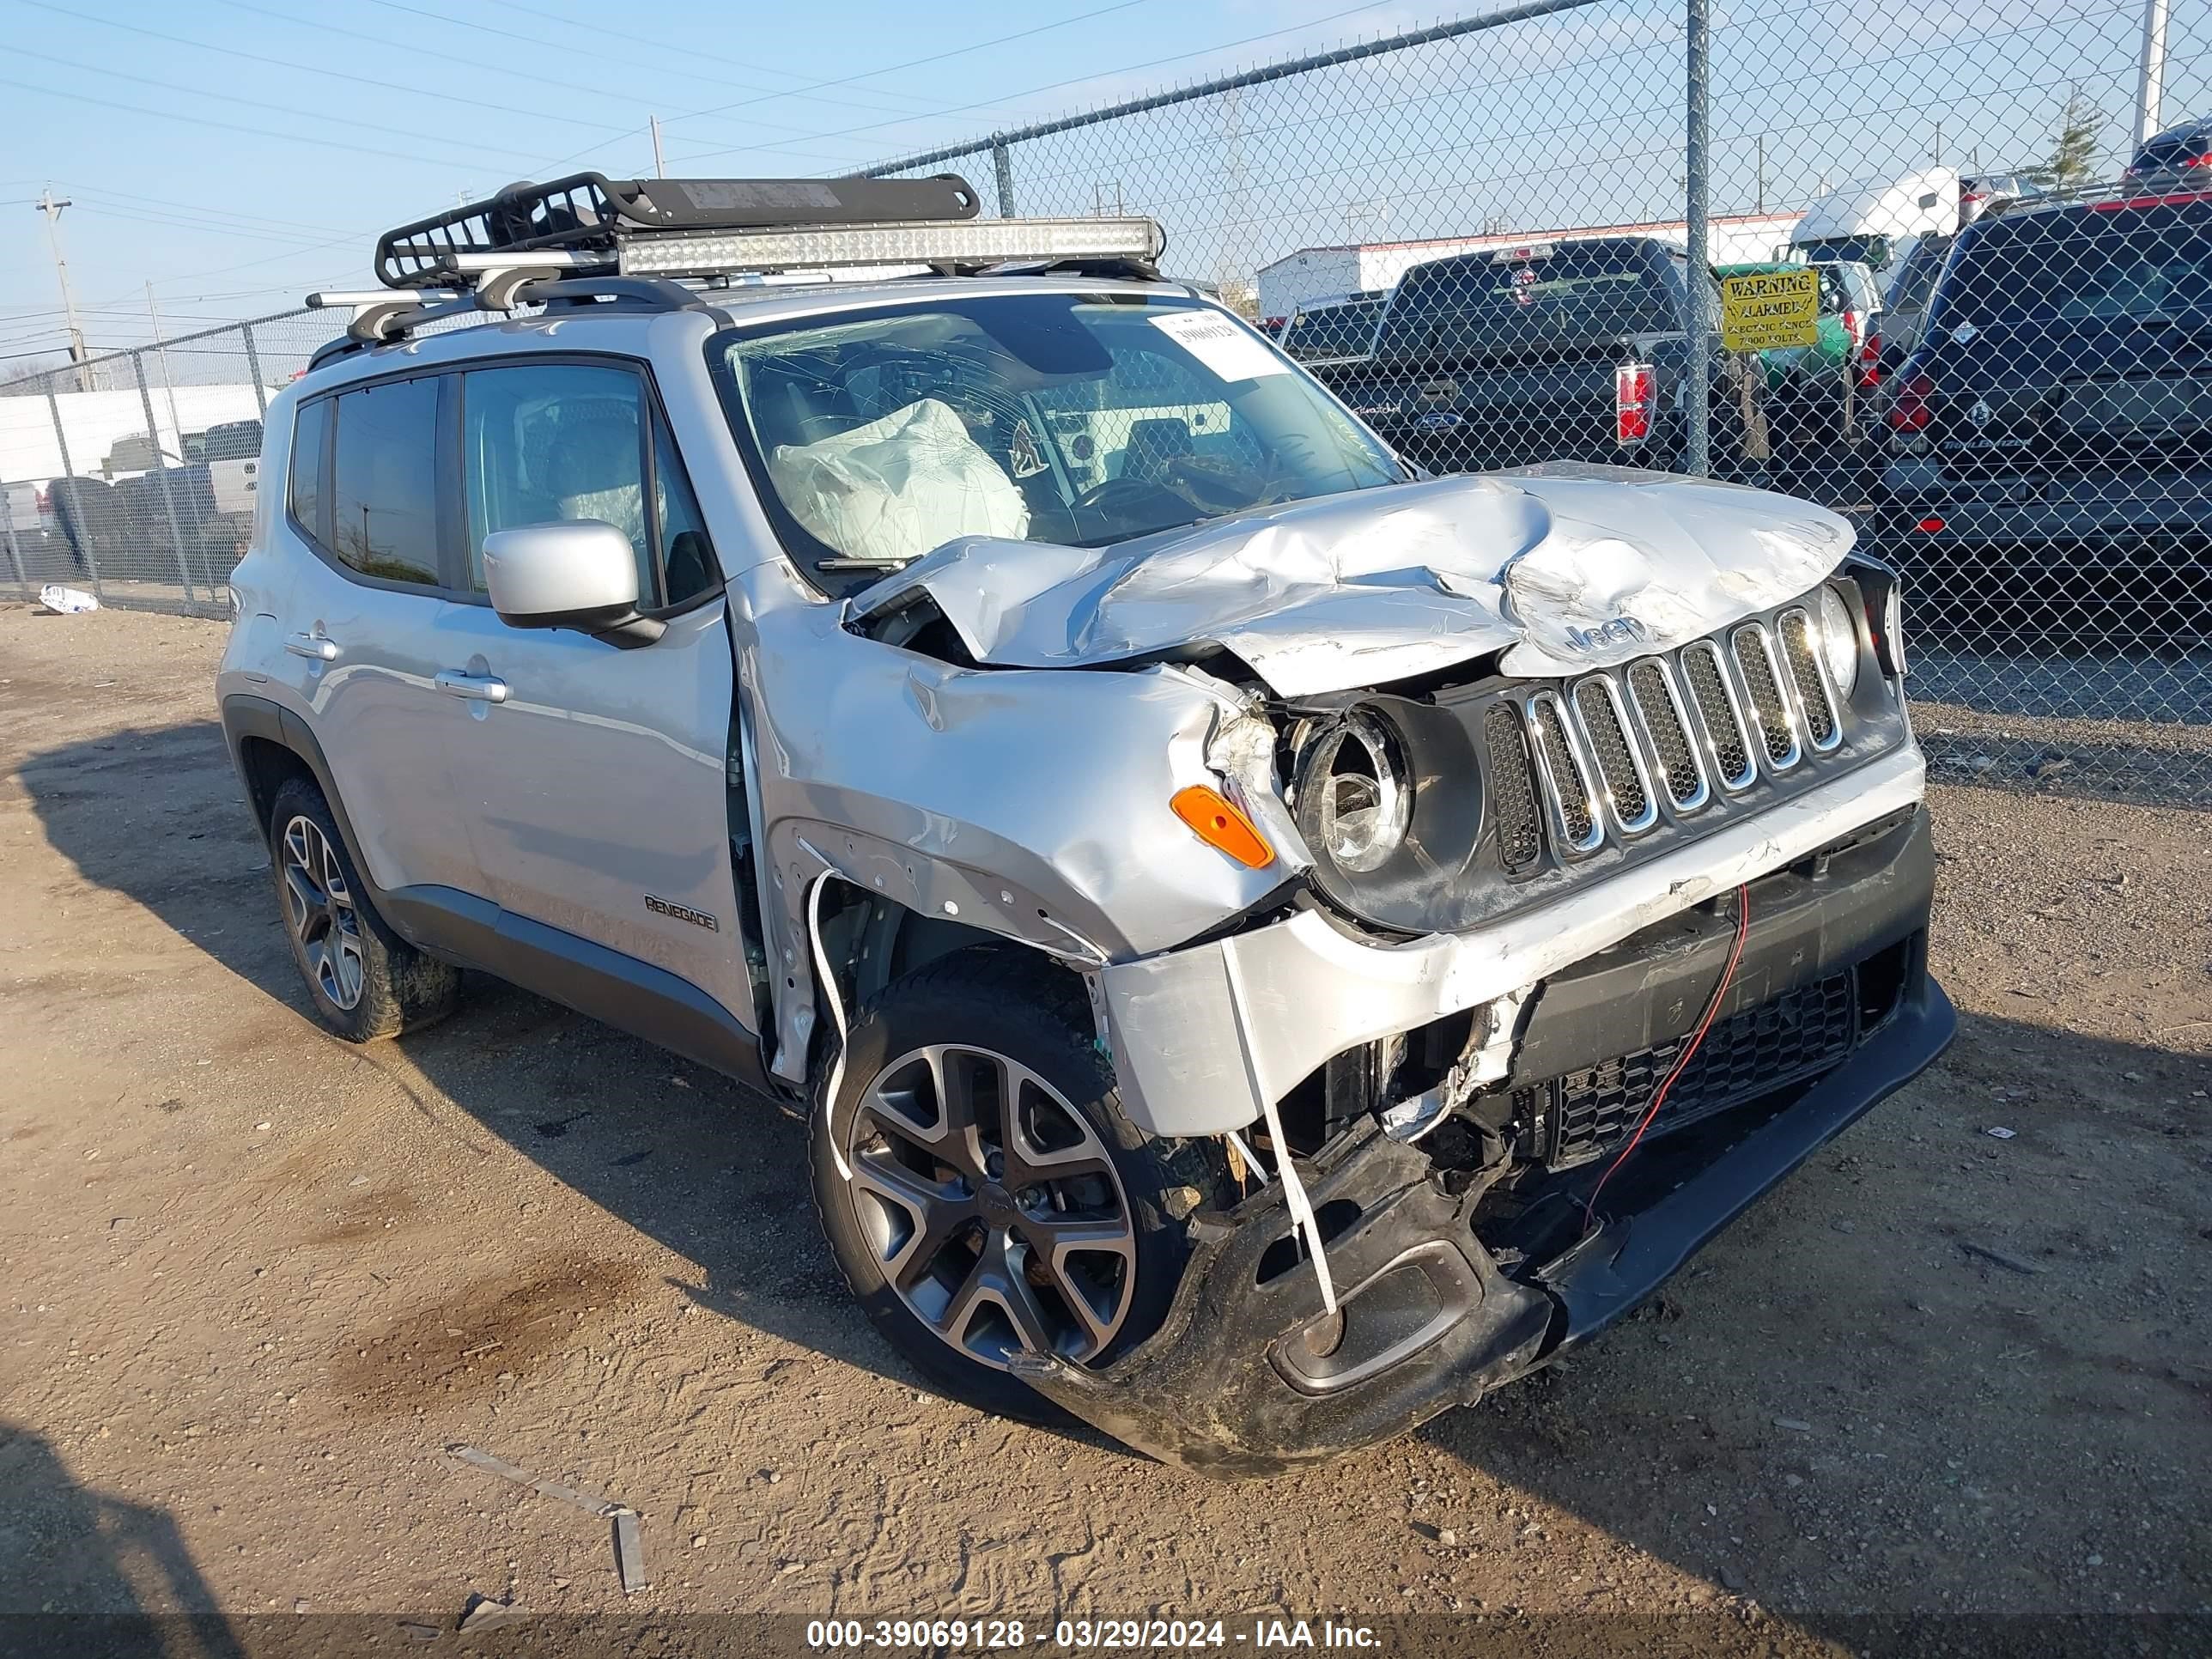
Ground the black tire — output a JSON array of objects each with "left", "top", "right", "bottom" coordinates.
[
  {"left": 811, "top": 947, "right": 1198, "bottom": 1421},
  {"left": 267, "top": 775, "right": 460, "bottom": 1042}
]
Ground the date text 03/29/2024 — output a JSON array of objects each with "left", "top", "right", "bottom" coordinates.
[{"left": 805, "top": 1619, "right": 1384, "bottom": 1650}]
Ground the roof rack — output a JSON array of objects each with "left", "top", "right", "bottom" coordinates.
[{"left": 307, "top": 172, "right": 1169, "bottom": 360}]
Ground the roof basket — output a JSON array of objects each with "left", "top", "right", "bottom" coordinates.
[
  {"left": 375, "top": 172, "right": 986, "bottom": 289},
  {"left": 372, "top": 173, "right": 1165, "bottom": 298}
]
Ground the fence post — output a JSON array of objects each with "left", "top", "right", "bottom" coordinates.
[
  {"left": 1682, "top": 0, "right": 1712, "bottom": 477},
  {"left": 44, "top": 380, "right": 102, "bottom": 598},
  {"left": 992, "top": 138, "right": 1018, "bottom": 218},
  {"left": 243, "top": 319, "right": 270, "bottom": 417},
  {"left": 132, "top": 349, "right": 198, "bottom": 604},
  {"left": 2, "top": 494, "right": 27, "bottom": 599}
]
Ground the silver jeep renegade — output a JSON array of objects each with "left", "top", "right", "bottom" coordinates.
[{"left": 217, "top": 175, "right": 1953, "bottom": 1476}]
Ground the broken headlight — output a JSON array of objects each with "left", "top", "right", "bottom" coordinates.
[
  {"left": 1290, "top": 699, "right": 1487, "bottom": 933},
  {"left": 1295, "top": 709, "right": 1410, "bottom": 872}
]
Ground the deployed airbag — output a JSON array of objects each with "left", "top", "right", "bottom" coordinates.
[{"left": 769, "top": 397, "right": 1029, "bottom": 563}]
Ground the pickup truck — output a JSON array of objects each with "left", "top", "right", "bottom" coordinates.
[{"left": 1312, "top": 237, "right": 1741, "bottom": 477}]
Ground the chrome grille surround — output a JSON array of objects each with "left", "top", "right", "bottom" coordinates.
[
  {"left": 1523, "top": 690, "right": 1605, "bottom": 856},
  {"left": 1775, "top": 605, "right": 1844, "bottom": 753},
  {"left": 1570, "top": 673, "right": 1660, "bottom": 836},
  {"left": 1678, "top": 640, "right": 1759, "bottom": 792},
  {"left": 1729, "top": 622, "right": 1802, "bottom": 773},
  {"left": 1622, "top": 656, "right": 1711, "bottom": 813}
]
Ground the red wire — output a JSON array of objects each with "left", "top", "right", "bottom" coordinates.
[{"left": 1583, "top": 884, "right": 1752, "bottom": 1232}]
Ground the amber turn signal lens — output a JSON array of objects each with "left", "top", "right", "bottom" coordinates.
[{"left": 1170, "top": 786, "right": 1274, "bottom": 870}]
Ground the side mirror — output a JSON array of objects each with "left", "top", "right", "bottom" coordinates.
[{"left": 481, "top": 520, "right": 663, "bottom": 647}]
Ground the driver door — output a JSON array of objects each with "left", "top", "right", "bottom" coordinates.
[{"left": 432, "top": 357, "right": 757, "bottom": 1040}]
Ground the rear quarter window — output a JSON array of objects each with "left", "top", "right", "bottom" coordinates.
[{"left": 288, "top": 398, "right": 330, "bottom": 544}]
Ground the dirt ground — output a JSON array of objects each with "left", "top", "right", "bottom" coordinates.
[{"left": 2, "top": 605, "right": 2207, "bottom": 1652}]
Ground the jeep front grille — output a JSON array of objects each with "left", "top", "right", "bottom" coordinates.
[
  {"left": 1495, "top": 600, "right": 1870, "bottom": 871},
  {"left": 1514, "top": 970, "right": 1861, "bottom": 1170}
]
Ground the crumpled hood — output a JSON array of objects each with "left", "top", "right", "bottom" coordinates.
[{"left": 850, "top": 465, "right": 1855, "bottom": 696}]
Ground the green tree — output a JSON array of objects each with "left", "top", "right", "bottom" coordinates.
[{"left": 2026, "top": 93, "right": 2107, "bottom": 191}]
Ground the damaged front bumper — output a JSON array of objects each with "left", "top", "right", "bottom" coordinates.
[{"left": 1020, "top": 806, "right": 1955, "bottom": 1478}]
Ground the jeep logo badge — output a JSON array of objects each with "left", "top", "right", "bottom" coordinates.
[{"left": 1564, "top": 617, "right": 1649, "bottom": 653}]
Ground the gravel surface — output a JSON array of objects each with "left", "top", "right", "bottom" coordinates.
[{"left": 1, "top": 605, "right": 2205, "bottom": 1647}]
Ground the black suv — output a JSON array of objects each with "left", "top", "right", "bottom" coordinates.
[
  {"left": 2124, "top": 116, "right": 2212, "bottom": 195},
  {"left": 1874, "top": 193, "right": 2212, "bottom": 645}
]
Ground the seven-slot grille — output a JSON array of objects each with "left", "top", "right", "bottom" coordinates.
[{"left": 1504, "top": 606, "right": 1847, "bottom": 865}]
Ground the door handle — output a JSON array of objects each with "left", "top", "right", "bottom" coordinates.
[
  {"left": 434, "top": 669, "right": 509, "bottom": 704},
  {"left": 284, "top": 631, "right": 337, "bottom": 661}
]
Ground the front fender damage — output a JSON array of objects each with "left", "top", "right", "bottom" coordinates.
[{"left": 1010, "top": 1122, "right": 1552, "bottom": 1480}]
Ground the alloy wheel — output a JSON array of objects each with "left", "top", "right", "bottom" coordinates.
[
  {"left": 279, "top": 815, "right": 366, "bottom": 1012},
  {"left": 842, "top": 1043, "right": 1138, "bottom": 1370}
]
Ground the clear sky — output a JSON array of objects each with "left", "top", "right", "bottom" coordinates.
[
  {"left": 3, "top": 0, "right": 2204, "bottom": 368},
  {"left": 0, "top": 0, "right": 1436, "bottom": 360}
]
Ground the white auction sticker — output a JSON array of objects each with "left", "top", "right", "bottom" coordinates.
[{"left": 1148, "top": 308, "right": 1290, "bottom": 382}]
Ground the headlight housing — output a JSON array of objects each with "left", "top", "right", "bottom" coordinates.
[
  {"left": 1816, "top": 584, "right": 1862, "bottom": 695},
  {"left": 1295, "top": 709, "right": 1411, "bottom": 873}
]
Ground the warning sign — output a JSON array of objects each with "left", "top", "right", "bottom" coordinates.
[{"left": 1719, "top": 268, "right": 1820, "bottom": 352}]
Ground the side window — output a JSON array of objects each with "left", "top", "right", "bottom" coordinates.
[
  {"left": 288, "top": 397, "right": 330, "bottom": 543},
  {"left": 329, "top": 377, "right": 441, "bottom": 586},
  {"left": 462, "top": 363, "right": 654, "bottom": 601}
]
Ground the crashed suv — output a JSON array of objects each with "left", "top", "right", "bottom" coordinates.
[{"left": 216, "top": 175, "right": 1953, "bottom": 1477}]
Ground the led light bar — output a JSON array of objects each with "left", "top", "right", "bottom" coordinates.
[{"left": 616, "top": 216, "right": 1164, "bottom": 276}]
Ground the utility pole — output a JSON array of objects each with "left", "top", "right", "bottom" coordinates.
[
  {"left": 145, "top": 283, "right": 184, "bottom": 459},
  {"left": 650, "top": 115, "right": 667, "bottom": 179},
  {"left": 1755, "top": 135, "right": 1765, "bottom": 215},
  {"left": 2132, "top": 0, "right": 2169, "bottom": 149},
  {"left": 33, "top": 190, "right": 88, "bottom": 389}
]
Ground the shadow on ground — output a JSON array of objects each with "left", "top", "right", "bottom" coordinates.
[{"left": 0, "top": 1419, "right": 242, "bottom": 1656}]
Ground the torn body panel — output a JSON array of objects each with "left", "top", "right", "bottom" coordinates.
[{"left": 850, "top": 469, "right": 1852, "bottom": 695}]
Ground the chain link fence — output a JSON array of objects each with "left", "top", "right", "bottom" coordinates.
[
  {"left": 6, "top": 0, "right": 2209, "bottom": 802},
  {"left": 2, "top": 308, "right": 338, "bottom": 617},
  {"left": 866, "top": 0, "right": 2212, "bottom": 804}
]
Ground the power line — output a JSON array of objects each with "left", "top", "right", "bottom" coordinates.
[
  {"left": 469, "top": 0, "right": 955, "bottom": 115},
  {"left": 665, "top": 0, "right": 1158, "bottom": 131},
  {"left": 209, "top": 0, "right": 899, "bottom": 144},
  {"left": 669, "top": 0, "right": 1404, "bottom": 162},
  {"left": 8, "top": 44, "right": 556, "bottom": 165},
  {"left": 0, "top": 76, "right": 481, "bottom": 169},
  {"left": 22, "top": 0, "right": 647, "bottom": 140},
  {"left": 56, "top": 184, "right": 350, "bottom": 238},
  {"left": 352, "top": 0, "right": 971, "bottom": 124}
]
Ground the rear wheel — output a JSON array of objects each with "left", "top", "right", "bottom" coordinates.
[
  {"left": 811, "top": 950, "right": 1195, "bottom": 1419},
  {"left": 268, "top": 775, "right": 459, "bottom": 1042}
]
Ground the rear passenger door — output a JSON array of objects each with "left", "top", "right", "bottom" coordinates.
[
  {"left": 433, "top": 359, "right": 756, "bottom": 1031},
  {"left": 282, "top": 376, "right": 479, "bottom": 898}
]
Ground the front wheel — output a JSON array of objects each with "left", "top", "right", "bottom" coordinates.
[{"left": 811, "top": 949, "right": 1197, "bottom": 1420}]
